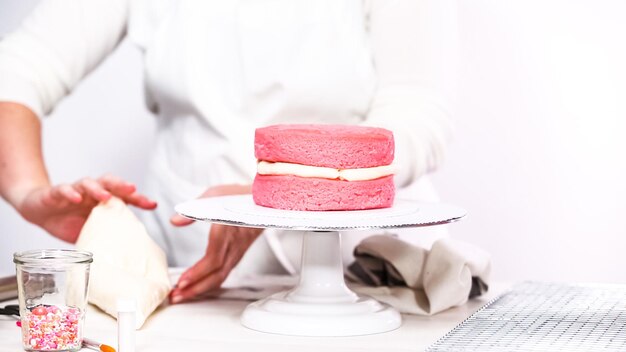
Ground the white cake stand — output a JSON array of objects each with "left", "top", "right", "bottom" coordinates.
[{"left": 175, "top": 195, "right": 466, "bottom": 336}]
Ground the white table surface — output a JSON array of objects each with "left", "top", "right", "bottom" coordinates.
[{"left": 0, "top": 283, "right": 508, "bottom": 352}]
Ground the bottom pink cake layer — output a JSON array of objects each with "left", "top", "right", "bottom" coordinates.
[{"left": 252, "top": 174, "right": 395, "bottom": 211}]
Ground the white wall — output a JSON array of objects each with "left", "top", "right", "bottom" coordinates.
[
  {"left": 1, "top": 1, "right": 625, "bottom": 282},
  {"left": 431, "top": 0, "right": 626, "bottom": 283}
]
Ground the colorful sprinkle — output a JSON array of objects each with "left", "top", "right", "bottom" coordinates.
[
  {"left": 31, "top": 306, "right": 47, "bottom": 316},
  {"left": 22, "top": 305, "right": 83, "bottom": 351}
]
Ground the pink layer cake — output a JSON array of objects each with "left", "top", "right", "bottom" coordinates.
[{"left": 252, "top": 124, "right": 395, "bottom": 211}]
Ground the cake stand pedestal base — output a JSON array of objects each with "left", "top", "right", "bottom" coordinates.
[
  {"left": 240, "top": 231, "right": 401, "bottom": 336},
  {"left": 176, "top": 195, "right": 466, "bottom": 336}
]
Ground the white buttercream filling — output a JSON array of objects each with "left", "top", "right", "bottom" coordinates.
[{"left": 257, "top": 160, "right": 396, "bottom": 181}]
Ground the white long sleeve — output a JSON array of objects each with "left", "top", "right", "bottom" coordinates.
[
  {"left": 0, "top": 0, "right": 128, "bottom": 117},
  {"left": 367, "top": 0, "right": 457, "bottom": 187}
]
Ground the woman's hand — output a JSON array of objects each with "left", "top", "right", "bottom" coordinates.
[
  {"left": 169, "top": 184, "right": 262, "bottom": 304},
  {"left": 16, "top": 174, "right": 157, "bottom": 243}
]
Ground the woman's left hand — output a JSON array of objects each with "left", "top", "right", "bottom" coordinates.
[{"left": 168, "top": 184, "right": 262, "bottom": 304}]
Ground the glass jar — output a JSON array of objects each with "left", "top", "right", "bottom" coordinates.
[{"left": 14, "top": 249, "right": 93, "bottom": 352}]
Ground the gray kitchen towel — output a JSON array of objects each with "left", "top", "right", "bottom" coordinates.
[{"left": 347, "top": 235, "right": 491, "bottom": 315}]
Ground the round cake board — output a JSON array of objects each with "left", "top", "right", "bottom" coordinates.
[{"left": 174, "top": 195, "right": 466, "bottom": 231}]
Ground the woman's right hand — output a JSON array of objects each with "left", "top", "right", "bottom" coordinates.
[{"left": 15, "top": 174, "right": 157, "bottom": 243}]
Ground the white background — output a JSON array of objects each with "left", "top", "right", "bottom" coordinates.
[{"left": 1, "top": 0, "right": 625, "bottom": 283}]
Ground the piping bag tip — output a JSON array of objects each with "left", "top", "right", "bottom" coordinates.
[{"left": 100, "top": 345, "right": 116, "bottom": 352}]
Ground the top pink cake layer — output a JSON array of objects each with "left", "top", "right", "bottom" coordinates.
[{"left": 255, "top": 124, "right": 394, "bottom": 169}]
